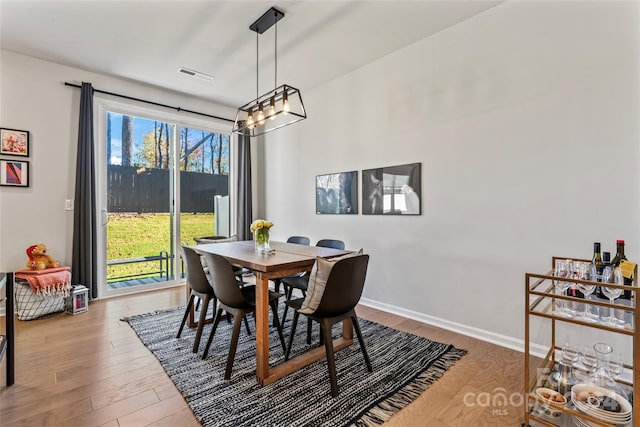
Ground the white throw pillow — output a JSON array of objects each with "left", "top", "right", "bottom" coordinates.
[{"left": 299, "top": 248, "right": 363, "bottom": 314}]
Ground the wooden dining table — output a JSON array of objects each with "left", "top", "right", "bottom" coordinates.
[{"left": 191, "top": 239, "right": 352, "bottom": 385}]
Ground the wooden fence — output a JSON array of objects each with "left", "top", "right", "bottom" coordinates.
[{"left": 107, "top": 165, "right": 228, "bottom": 213}]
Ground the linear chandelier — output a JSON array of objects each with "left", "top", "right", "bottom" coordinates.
[{"left": 232, "top": 7, "right": 307, "bottom": 138}]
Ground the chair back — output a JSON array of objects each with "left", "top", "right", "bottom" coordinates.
[
  {"left": 287, "top": 236, "right": 310, "bottom": 245},
  {"left": 314, "top": 254, "right": 369, "bottom": 317},
  {"left": 200, "top": 252, "right": 248, "bottom": 308},
  {"left": 180, "top": 246, "right": 214, "bottom": 295},
  {"left": 316, "top": 239, "right": 345, "bottom": 250},
  {"left": 194, "top": 235, "right": 238, "bottom": 244}
]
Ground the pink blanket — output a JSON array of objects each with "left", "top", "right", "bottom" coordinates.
[{"left": 15, "top": 267, "right": 71, "bottom": 296}]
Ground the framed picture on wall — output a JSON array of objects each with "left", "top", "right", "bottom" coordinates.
[
  {"left": 0, "top": 128, "right": 29, "bottom": 157},
  {"left": 316, "top": 170, "right": 358, "bottom": 214},
  {"left": 362, "top": 162, "right": 421, "bottom": 215},
  {"left": 0, "top": 159, "right": 29, "bottom": 187}
]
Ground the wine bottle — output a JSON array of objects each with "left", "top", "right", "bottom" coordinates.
[
  {"left": 597, "top": 252, "right": 611, "bottom": 299},
  {"left": 612, "top": 240, "right": 633, "bottom": 300},
  {"left": 592, "top": 242, "right": 603, "bottom": 282}
]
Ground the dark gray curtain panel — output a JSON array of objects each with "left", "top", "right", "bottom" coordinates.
[
  {"left": 236, "top": 128, "right": 252, "bottom": 241},
  {"left": 71, "top": 82, "right": 98, "bottom": 299}
]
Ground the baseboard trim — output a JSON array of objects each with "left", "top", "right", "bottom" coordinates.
[{"left": 359, "top": 297, "right": 547, "bottom": 358}]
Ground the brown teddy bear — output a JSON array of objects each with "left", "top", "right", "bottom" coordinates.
[{"left": 26, "top": 244, "right": 61, "bottom": 270}]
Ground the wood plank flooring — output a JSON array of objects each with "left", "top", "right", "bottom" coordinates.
[{"left": 0, "top": 287, "right": 525, "bottom": 426}]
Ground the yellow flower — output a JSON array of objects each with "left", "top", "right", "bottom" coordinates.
[{"left": 250, "top": 219, "right": 273, "bottom": 233}]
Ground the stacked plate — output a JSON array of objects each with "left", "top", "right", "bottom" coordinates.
[{"left": 571, "top": 384, "right": 632, "bottom": 426}]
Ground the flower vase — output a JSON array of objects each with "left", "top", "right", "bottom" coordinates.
[{"left": 254, "top": 228, "right": 271, "bottom": 254}]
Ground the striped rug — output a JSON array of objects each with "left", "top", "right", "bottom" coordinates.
[{"left": 125, "top": 307, "right": 466, "bottom": 427}]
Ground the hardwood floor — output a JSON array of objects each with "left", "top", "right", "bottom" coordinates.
[{"left": 0, "top": 287, "right": 525, "bottom": 426}]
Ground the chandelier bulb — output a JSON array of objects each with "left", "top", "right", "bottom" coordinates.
[
  {"left": 282, "top": 91, "right": 290, "bottom": 114},
  {"left": 257, "top": 104, "right": 266, "bottom": 125},
  {"left": 247, "top": 110, "right": 255, "bottom": 129},
  {"left": 269, "top": 97, "right": 276, "bottom": 120}
]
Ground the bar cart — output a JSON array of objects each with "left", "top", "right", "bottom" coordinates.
[{"left": 523, "top": 256, "right": 639, "bottom": 427}]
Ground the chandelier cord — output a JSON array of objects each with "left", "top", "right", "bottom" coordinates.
[
  {"left": 256, "top": 31, "right": 259, "bottom": 99},
  {"left": 274, "top": 20, "right": 278, "bottom": 88}
]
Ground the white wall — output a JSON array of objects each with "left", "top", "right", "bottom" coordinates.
[
  {"left": 0, "top": 51, "right": 235, "bottom": 273},
  {"left": 262, "top": 1, "right": 640, "bottom": 347}
]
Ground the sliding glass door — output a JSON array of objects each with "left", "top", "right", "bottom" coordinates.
[{"left": 96, "top": 99, "right": 231, "bottom": 297}]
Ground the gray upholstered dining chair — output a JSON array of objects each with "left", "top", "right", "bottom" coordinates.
[
  {"left": 200, "top": 252, "right": 287, "bottom": 379},
  {"left": 272, "top": 235, "right": 311, "bottom": 295},
  {"left": 177, "top": 246, "right": 218, "bottom": 353},
  {"left": 194, "top": 235, "right": 248, "bottom": 283},
  {"left": 284, "top": 254, "right": 372, "bottom": 397},
  {"left": 281, "top": 239, "right": 345, "bottom": 329}
]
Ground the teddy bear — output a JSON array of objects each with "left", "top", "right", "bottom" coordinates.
[{"left": 26, "top": 244, "right": 61, "bottom": 270}]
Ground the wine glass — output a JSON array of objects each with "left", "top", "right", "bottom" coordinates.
[
  {"left": 607, "top": 353, "right": 624, "bottom": 379},
  {"left": 562, "top": 341, "right": 580, "bottom": 365},
  {"left": 553, "top": 260, "right": 572, "bottom": 317},
  {"left": 565, "top": 260, "right": 579, "bottom": 316},
  {"left": 576, "top": 264, "right": 597, "bottom": 322},
  {"left": 611, "top": 268, "right": 627, "bottom": 326},
  {"left": 580, "top": 343, "right": 598, "bottom": 378},
  {"left": 553, "top": 341, "right": 580, "bottom": 383},
  {"left": 601, "top": 267, "right": 623, "bottom": 326}
]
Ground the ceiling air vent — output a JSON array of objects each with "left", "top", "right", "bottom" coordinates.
[{"left": 178, "top": 67, "right": 214, "bottom": 81}]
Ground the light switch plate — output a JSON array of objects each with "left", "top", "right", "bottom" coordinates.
[{"left": 65, "top": 199, "right": 74, "bottom": 211}]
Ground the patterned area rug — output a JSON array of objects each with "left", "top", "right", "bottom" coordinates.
[{"left": 125, "top": 307, "right": 466, "bottom": 427}]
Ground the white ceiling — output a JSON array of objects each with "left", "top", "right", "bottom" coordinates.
[{"left": 0, "top": 0, "right": 500, "bottom": 108}]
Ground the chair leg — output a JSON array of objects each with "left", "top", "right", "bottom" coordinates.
[
  {"left": 282, "top": 287, "right": 294, "bottom": 324},
  {"left": 318, "top": 322, "right": 324, "bottom": 345},
  {"left": 273, "top": 278, "right": 281, "bottom": 294},
  {"left": 282, "top": 288, "right": 305, "bottom": 325},
  {"left": 352, "top": 316, "right": 372, "bottom": 372},
  {"left": 177, "top": 294, "right": 195, "bottom": 338},
  {"left": 244, "top": 315, "right": 251, "bottom": 336},
  {"left": 202, "top": 308, "right": 223, "bottom": 359},
  {"left": 235, "top": 273, "right": 245, "bottom": 286},
  {"left": 307, "top": 317, "right": 313, "bottom": 345},
  {"left": 193, "top": 295, "right": 211, "bottom": 353},
  {"left": 284, "top": 310, "right": 300, "bottom": 360},
  {"left": 320, "top": 320, "right": 339, "bottom": 397},
  {"left": 270, "top": 300, "right": 287, "bottom": 353},
  {"left": 225, "top": 310, "right": 246, "bottom": 380}
]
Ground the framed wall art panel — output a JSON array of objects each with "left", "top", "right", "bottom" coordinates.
[
  {"left": 0, "top": 128, "right": 29, "bottom": 157},
  {"left": 0, "top": 159, "right": 29, "bottom": 187},
  {"left": 316, "top": 170, "right": 358, "bottom": 214},
  {"left": 362, "top": 163, "right": 421, "bottom": 215}
]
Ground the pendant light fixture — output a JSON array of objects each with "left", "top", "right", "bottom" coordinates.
[{"left": 232, "top": 7, "right": 307, "bottom": 138}]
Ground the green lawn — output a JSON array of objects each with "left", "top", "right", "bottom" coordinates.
[{"left": 107, "top": 212, "right": 214, "bottom": 281}]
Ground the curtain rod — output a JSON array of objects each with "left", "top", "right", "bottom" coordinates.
[{"left": 64, "top": 82, "right": 235, "bottom": 123}]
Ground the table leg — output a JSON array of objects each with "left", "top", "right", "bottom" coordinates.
[{"left": 255, "top": 273, "right": 270, "bottom": 384}]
